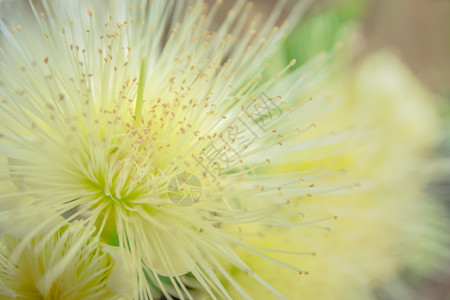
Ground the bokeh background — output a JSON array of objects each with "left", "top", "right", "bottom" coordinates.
[
  {"left": 304, "top": 1, "right": 450, "bottom": 299},
  {"left": 253, "top": 0, "right": 450, "bottom": 299},
  {"left": 257, "top": 0, "right": 450, "bottom": 95}
]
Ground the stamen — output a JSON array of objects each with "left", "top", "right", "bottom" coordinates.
[{"left": 133, "top": 59, "right": 146, "bottom": 127}]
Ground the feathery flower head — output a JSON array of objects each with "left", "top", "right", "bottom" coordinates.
[
  {"left": 0, "top": 0, "right": 352, "bottom": 298},
  {"left": 0, "top": 221, "right": 130, "bottom": 299}
]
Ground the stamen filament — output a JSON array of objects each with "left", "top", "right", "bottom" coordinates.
[{"left": 134, "top": 58, "right": 146, "bottom": 127}]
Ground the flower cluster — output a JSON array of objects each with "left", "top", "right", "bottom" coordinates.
[{"left": 0, "top": 0, "right": 447, "bottom": 299}]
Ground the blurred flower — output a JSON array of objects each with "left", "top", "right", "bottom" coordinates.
[
  {"left": 221, "top": 51, "right": 449, "bottom": 299},
  {"left": 0, "top": 221, "right": 130, "bottom": 299}
]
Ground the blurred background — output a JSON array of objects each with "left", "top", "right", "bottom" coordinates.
[
  {"left": 360, "top": 0, "right": 449, "bottom": 96},
  {"left": 299, "top": 0, "right": 450, "bottom": 299},
  {"left": 248, "top": 0, "right": 450, "bottom": 95},
  {"left": 302, "top": 1, "right": 450, "bottom": 299},
  {"left": 254, "top": 0, "right": 450, "bottom": 299},
  {"left": 312, "top": 0, "right": 450, "bottom": 96}
]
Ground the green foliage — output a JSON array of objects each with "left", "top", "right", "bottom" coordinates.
[{"left": 283, "top": 0, "right": 369, "bottom": 66}]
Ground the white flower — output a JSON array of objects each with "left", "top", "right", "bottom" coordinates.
[
  {"left": 0, "top": 0, "right": 354, "bottom": 299},
  {"left": 0, "top": 221, "right": 130, "bottom": 299}
]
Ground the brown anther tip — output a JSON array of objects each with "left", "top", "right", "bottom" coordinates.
[
  {"left": 334, "top": 216, "right": 338, "bottom": 220},
  {"left": 199, "top": 228, "right": 204, "bottom": 233},
  {"left": 43, "top": 57, "right": 49, "bottom": 64}
]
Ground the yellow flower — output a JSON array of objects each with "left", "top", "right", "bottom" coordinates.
[
  {"left": 0, "top": 221, "right": 131, "bottom": 299},
  {"left": 221, "top": 51, "right": 448, "bottom": 299}
]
